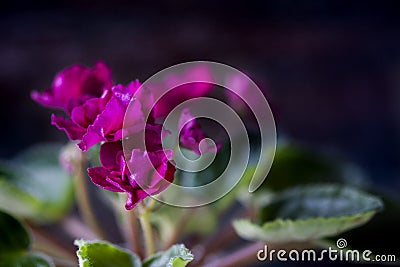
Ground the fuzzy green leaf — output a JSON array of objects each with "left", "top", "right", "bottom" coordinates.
[
  {"left": 0, "top": 252, "right": 54, "bottom": 267},
  {"left": 143, "top": 244, "right": 194, "bottom": 267},
  {"left": 0, "top": 209, "right": 30, "bottom": 253},
  {"left": 233, "top": 184, "right": 383, "bottom": 243},
  {"left": 0, "top": 210, "right": 54, "bottom": 267},
  {"left": 75, "top": 239, "right": 141, "bottom": 267}
]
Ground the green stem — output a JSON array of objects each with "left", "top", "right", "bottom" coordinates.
[
  {"left": 114, "top": 194, "right": 144, "bottom": 258},
  {"left": 123, "top": 208, "right": 144, "bottom": 258},
  {"left": 139, "top": 200, "right": 156, "bottom": 257},
  {"left": 74, "top": 151, "right": 107, "bottom": 240},
  {"left": 128, "top": 209, "right": 144, "bottom": 258}
]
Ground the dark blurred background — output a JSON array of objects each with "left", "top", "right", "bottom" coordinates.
[{"left": 1, "top": 0, "right": 398, "bottom": 190}]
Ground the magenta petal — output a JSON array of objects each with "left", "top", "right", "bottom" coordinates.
[
  {"left": 78, "top": 97, "right": 121, "bottom": 150},
  {"left": 123, "top": 123, "right": 166, "bottom": 153},
  {"left": 78, "top": 97, "right": 123, "bottom": 150},
  {"left": 51, "top": 114, "right": 86, "bottom": 140},
  {"left": 53, "top": 65, "right": 90, "bottom": 105},
  {"left": 123, "top": 82, "right": 152, "bottom": 136},
  {"left": 148, "top": 150, "right": 175, "bottom": 195},
  {"left": 32, "top": 62, "right": 112, "bottom": 111},
  {"left": 124, "top": 100, "right": 146, "bottom": 136},
  {"left": 150, "top": 149, "right": 175, "bottom": 184},
  {"left": 154, "top": 65, "right": 214, "bottom": 117},
  {"left": 31, "top": 89, "right": 63, "bottom": 110},
  {"left": 31, "top": 64, "right": 87, "bottom": 109},
  {"left": 142, "top": 124, "right": 165, "bottom": 152},
  {"left": 112, "top": 80, "right": 141, "bottom": 96},
  {"left": 124, "top": 192, "right": 135, "bottom": 210},
  {"left": 87, "top": 167, "right": 124, "bottom": 192},
  {"left": 89, "top": 147, "right": 153, "bottom": 210},
  {"left": 99, "top": 141, "right": 123, "bottom": 170},
  {"left": 34, "top": 65, "right": 89, "bottom": 109},
  {"left": 78, "top": 133, "right": 102, "bottom": 151},
  {"left": 82, "top": 61, "right": 113, "bottom": 96},
  {"left": 78, "top": 83, "right": 141, "bottom": 151},
  {"left": 128, "top": 149, "right": 175, "bottom": 196},
  {"left": 178, "top": 108, "right": 219, "bottom": 155},
  {"left": 125, "top": 189, "right": 148, "bottom": 210},
  {"left": 71, "top": 91, "right": 110, "bottom": 128},
  {"left": 127, "top": 149, "right": 150, "bottom": 188}
]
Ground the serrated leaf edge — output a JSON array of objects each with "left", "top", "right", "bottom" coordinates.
[{"left": 233, "top": 210, "right": 377, "bottom": 243}]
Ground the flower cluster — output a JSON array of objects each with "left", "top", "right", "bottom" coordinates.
[{"left": 32, "top": 62, "right": 215, "bottom": 209}]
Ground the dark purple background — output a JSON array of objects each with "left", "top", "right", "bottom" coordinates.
[{"left": 1, "top": 1, "right": 399, "bottom": 191}]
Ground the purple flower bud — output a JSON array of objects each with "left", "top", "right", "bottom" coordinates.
[{"left": 179, "top": 108, "right": 221, "bottom": 155}]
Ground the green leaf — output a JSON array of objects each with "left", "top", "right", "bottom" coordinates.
[
  {"left": 233, "top": 212, "right": 376, "bottom": 243},
  {"left": 143, "top": 244, "right": 194, "bottom": 267},
  {"left": 233, "top": 184, "right": 383, "bottom": 243},
  {"left": 0, "top": 210, "right": 54, "bottom": 267},
  {"left": 0, "top": 143, "right": 74, "bottom": 223},
  {"left": 0, "top": 252, "right": 54, "bottom": 267},
  {"left": 0, "top": 209, "right": 30, "bottom": 253},
  {"left": 75, "top": 239, "right": 141, "bottom": 267},
  {"left": 259, "top": 184, "right": 383, "bottom": 221}
]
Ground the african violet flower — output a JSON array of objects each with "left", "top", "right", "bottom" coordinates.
[
  {"left": 53, "top": 81, "right": 143, "bottom": 151},
  {"left": 88, "top": 122, "right": 175, "bottom": 209},
  {"left": 88, "top": 139, "right": 175, "bottom": 210},
  {"left": 33, "top": 62, "right": 219, "bottom": 209},
  {"left": 31, "top": 62, "right": 112, "bottom": 113},
  {"left": 77, "top": 81, "right": 142, "bottom": 151},
  {"left": 33, "top": 64, "right": 144, "bottom": 151}
]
